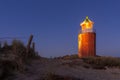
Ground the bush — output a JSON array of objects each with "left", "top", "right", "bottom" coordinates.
[
  {"left": 56, "top": 54, "right": 79, "bottom": 60},
  {"left": 0, "top": 39, "right": 39, "bottom": 79},
  {"left": 11, "top": 39, "right": 38, "bottom": 59},
  {"left": 82, "top": 56, "right": 120, "bottom": 69},
  {"left": 3, "top": 41, "right": 8, "bottom": 48},
  {"left": 44, "top": 72, "right": 81, "bottom": 80}
]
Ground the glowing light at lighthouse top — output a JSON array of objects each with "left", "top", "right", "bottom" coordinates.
[{"left": 80, "top": 16, "right": 94, "bottom": 33}]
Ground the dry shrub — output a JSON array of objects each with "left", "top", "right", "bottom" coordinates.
[
  {"left": 0, "top": 60, "right": 19, "bottom": 80},
  {"left": 56, "top": 54, "right": 79, "bottom": 60},
  {"left": 44, "top": 72, "right": 82, "bottom": 80},
  {"left": 83, "top": 56, "right": 120, "bottom": 69},
  {"left": 0, "top": 39, "right": 39, "bottom": 79}
]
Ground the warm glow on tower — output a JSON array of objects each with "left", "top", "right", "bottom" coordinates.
[{"left": 78, "top": 16, "right": 96, "bottom": 58}]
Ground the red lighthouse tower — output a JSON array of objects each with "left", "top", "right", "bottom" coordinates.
[{"left": 78, "top": 16, "right": 96, "bottom": 58}]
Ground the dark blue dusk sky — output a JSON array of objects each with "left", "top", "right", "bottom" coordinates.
[{"left": 0, "top": 0, "right": 120, "bottom": 57}]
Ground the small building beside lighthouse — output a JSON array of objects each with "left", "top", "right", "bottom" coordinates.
[{"left": 78, "top": 16, "right": 96, "bottom": 58}]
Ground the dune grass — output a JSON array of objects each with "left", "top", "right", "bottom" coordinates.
[{"left": 82, "top": 56, "right": 120, "bottom": 69}]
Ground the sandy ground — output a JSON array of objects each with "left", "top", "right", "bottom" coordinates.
[{"left": 13, "top": 58, "right": 120, "bottom": 80}]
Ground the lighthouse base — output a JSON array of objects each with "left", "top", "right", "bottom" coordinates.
[{"left": 78, "top": 32, "right": 96, "bottom": 58}]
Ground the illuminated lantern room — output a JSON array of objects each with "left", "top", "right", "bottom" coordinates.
[{"left": 80, "top": 16, "right": 94, "bottom": 33}]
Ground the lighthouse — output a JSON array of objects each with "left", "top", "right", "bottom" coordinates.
[{"left": 78, "top": 16, "right": 96, "bottom": 58}]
